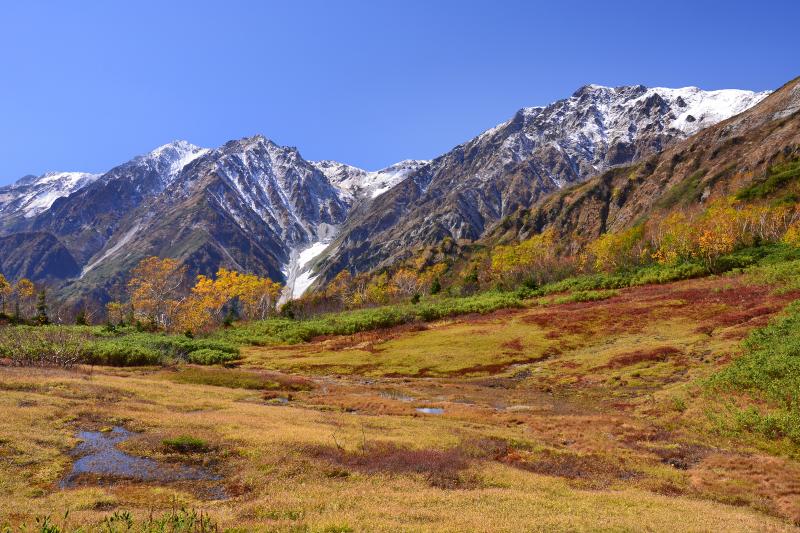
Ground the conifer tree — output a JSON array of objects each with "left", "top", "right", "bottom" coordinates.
[{"left": 35, "top": 290, "right": 49, "bottom": 325}]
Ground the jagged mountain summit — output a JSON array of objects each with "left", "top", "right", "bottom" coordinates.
[
  {"left": 308, "top": 84, "right": 770, "bottom": 286},
  {"left": 0, "top": 82, "right": 773, "bottom": 303}
]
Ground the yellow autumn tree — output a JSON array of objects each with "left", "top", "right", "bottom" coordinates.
[
  {"left": 237, "top": 272, "right": 282, "bottom": 320},
  {"left": 694, "top": 200, "right": 739, "bottom": 270},
  {"left": 783, "top": 219, "right": 800, "bottom": 248},
  {"left": 105, "top": 301, "right": 128, "bottom": 325},
  {"left": 347, "top": 273, "right": 371, "bottom": 308},
  {"left": 390, "top": 268, "right": 423, "bottom": 298},
  {"left": 0, "top": 274, "right": 12, "bottom": 315},
  {"left": 326, "top": 270, "right": 354, "bottom": 308},
  {"left": 365, "top": 272, "right": 391, "bottom": 305},
  {"left": 420, "top": 263, "right": 448, "bottom": 293},
  {"left": 491, "top": 228, "right": 557, "bottom": 287},
  {"left": 14, "top": 278, "right": 36, "bottom": 319},
  {"left": 650, "top": 211, "right": 697, "bottom": 265},
  {"left": 173, "top": 268, "right": 283, "bottom": 333},
  {"left": 737, "top": 203, "right": 796, "bottom": 243},
  {"left": 586, "top": 226, "right": 645, "bottom": 272},
  {"left": 128, "top": 257, "right": 187, "bottom": 329}
]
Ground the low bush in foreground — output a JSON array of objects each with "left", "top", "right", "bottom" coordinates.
[
  {"left": 0, "top": 325, "right": 241, "bottom": 368},
  {"left": 25, "top": 507, "right": 221, "bottom": 533},
  {"left": 0, "top": 327, "right": 85, "bottom": 368}
]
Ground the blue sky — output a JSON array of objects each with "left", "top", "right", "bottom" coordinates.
[{"left": 1, "top": 0, "right": 798, "bottom": 184}]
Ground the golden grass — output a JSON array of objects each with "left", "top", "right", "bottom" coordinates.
[{"left": 1, "top": 275, "right": 799, "bottom": 530}]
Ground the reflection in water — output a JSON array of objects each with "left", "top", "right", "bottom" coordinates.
[{"left": 59, "top": 427, "right": 226, "bottom": 499}]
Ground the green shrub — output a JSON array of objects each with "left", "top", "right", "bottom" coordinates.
[
  {"left": 551, "top": 289, "right": 619, "bottom": 304},
  {"left": 101, "top": 507, "right": 219, "bottom": 532},
  {"left": 162, "top": 435, "right": 209, "bottom": 453},
  {"left": 0, "top": 326, "right": 85, "bottom": 368},
  {"left": 708, "top": 300, "right": 800, "bottom": 443},
  {"left": 187, "top": 348, "right": 239, "bottom": 365},
  {"left": 80, "top": 333, "right": 241, "bottom": 367},
  {"left": 213, "top": 291, "right": 524, "bottom": 347},
  {"left": 83, "top": 340, "right": 163, "bottom": 366},
  {"left": 736, "top": 159, "right": 800, "bottom": 200}
]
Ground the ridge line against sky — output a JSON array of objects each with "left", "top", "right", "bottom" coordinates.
[{"left": 1, "top": 0, "right": 798, "bottom": 184}]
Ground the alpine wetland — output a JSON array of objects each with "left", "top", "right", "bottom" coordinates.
[{"left": 1, "top": 1, "right": 799, "bottom": 531}]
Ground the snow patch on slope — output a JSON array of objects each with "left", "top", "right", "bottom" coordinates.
[
  {"left": 281, "top": 239, "right": 332, "bottom": 302},
  {"left": 654, "top": 87, "right": 771, "bottom": 133},
  {"left": 314, "top": 159, "right": 429, "bottom": 200}
]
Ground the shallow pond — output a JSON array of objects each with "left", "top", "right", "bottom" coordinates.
[{"left": 59, "top": 426, "right": 226, "bottom": 498}]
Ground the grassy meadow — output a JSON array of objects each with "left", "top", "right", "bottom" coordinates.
[{"left": 1, "top": 246, "right": 800, "bottom": 531}]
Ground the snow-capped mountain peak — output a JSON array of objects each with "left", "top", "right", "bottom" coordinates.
[
  {"left": 313, "top": 159, "right": 429, "bottom": 200},
  {"left": 0, "top": 171, "right": 102, "bottom": 219},
  {"left": 0, "top": 79, "right": 781, "bottom": 304},
  {"left": 475, "top": 84, "right": 770, "bottom": 187},
  {"left": 131, "top": 140, "right": 210, "bottom": 185}
]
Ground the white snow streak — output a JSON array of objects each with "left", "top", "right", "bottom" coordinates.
[
  {"left": 281, "top": 240, "right": 331, "bottom": 302},
  {"left": 80, "top": 224, "right": 141, "bottom": 278}
]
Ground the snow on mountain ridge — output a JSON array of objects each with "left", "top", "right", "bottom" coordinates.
[
  {"left": 130, "top": 140, "right": 210, "bottom": 186},
  {"left": 0, "top": 171, "right": 102, "bottom": 219},
  {"left": 313, "top": 159, "right": 430, "bottom": 199},
  {"left": 485, "top": 84, "right": 771, "bottom": 187}
]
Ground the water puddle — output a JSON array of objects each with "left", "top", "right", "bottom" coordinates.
[
  {"left": 59, "top": 427, "right": 226, "bottom": 499},
  {"left": 416, "top": 407, "right": 445, "bottom": 415}
]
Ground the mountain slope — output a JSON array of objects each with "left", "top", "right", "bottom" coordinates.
[
  {"left": 60, "top": 136, "right": 351, "bottom": 302},
  {"left": 0, "top": 232, "right": 80, "bottom": 282},
  {"left": 309, "top": 85, "right": 769, "bottom": 285},
  {"left": 491, "top": 77, "right": 800, "bottom": 251},
  {"left": 0, "top": 82, "right": 778, "bottom": 304},
  {"left": 17, "top": 141, "right": 210, "bottom": 266}
]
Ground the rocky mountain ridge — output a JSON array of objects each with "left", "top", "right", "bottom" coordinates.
[
  {"left": 0, "top": 83, "right": 773, "bottom": 303},
  {"left": 306, "top": 85, "right": 769, "bottom": 288}
]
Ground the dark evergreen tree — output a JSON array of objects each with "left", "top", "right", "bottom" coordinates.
[
  {"left": 35, "top": 290, "right": 49, "bottom": 325},
  {"left": 430, "top": 278, "right": 442, "bottom": 295}
]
